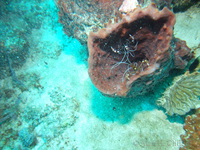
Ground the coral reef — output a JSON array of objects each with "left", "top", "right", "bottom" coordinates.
[
  {"left": 2, "top": 0, "right": 199, "bottom": 149},
  {"left": 157, "top": 71, "right": 200, "bottom": 115},
  {"left": 56, "top": 0, "right": 122, "bottom": 44},
  {"left": 88, "top": 4, "right": 193, "bottom": 97},
  {"left": 180, "top": 108, "right": 200, "bottom": 150},
  {"left": 56, "top": 0, "right": 199, "bottom": 45},
  {"left": 138, "top": 0, "right": 199, "bottom": 11}
]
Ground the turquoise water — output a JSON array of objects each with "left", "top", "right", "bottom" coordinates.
[{"left": 0, "top": 0, "right": 199, "bottom": 150}]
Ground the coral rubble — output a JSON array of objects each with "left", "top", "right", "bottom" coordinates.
[
  {"left": 88, "top": 4, "right": 193, "bottom": 97},
  {"left": 157, "top": 72, "right": 200, "bottom": 116},
  {"left": 180, "top": 108, "right": 200, "bottom": 150}
]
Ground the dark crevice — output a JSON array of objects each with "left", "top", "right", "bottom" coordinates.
[
  {"left": 93, "top": 16, "right": 169, "bottom": 74},
  {"left": 98, "top": 16, "right": 168, "bottom": 55}
]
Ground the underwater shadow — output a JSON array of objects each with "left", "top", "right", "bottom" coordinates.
[
  {"left": 91, "top": 84, "right": 157, "bottom": 124},
  {"left": 91, "top": 69, "right": 187, "bottom": 124}
]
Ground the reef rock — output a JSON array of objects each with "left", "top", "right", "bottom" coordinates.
[{"left": 88, "top": 4, "right": 193, "bottom": 97}]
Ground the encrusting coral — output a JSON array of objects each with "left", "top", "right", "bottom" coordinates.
[
  {"left": 157, "top": 71, "right": 200, "bottom": 116},
  {"left": 180, "top": 108, "right": 200, "bottom": 150},
  {"left": 88, "top": 4, "right": 193, "bottom": 97}
]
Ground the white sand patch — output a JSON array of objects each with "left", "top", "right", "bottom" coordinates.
[
  {"left": 75, "top": 110, "right": 184, "bottom": 150},
  {"left": 174, "top": 4, "right": 200, "bottom": 56}
]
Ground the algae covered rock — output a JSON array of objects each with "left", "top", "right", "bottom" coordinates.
[{"left": 157, "top": 71, "right": 200, "bottom": 115}]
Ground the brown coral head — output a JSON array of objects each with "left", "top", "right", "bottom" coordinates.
[
  {"left": 180, "top": 108, "right": 200, "bottom": 150},
  {"left": 88, "top": 4, "right": 176, "bottom": 97}
]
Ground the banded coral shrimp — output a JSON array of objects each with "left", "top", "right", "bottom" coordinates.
[
  {"left": 108, "top": 34, "right": 142, "bottom": 81},
  {"left": 106, "top": 33, "right": 150, "bottom": 82},
  {"left": 110, "top": 34, "right": 138, "bottom": 71},
  {"left": 122, "top": 59, "right": 150, "bottom": 82}
]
